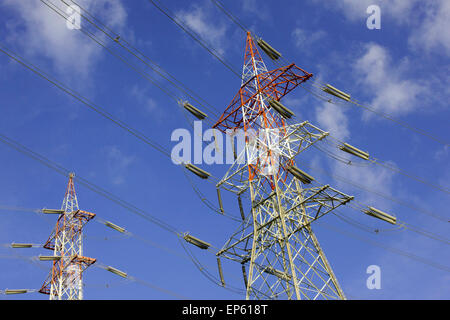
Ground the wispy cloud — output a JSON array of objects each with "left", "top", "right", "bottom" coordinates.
[
  {"left": 333, "top": 161, "right": 396, "bottom": 208},
  {"left": 103, "top": 145, "right": 135, "bottom": 185},
  {"left": 434, "top": 145, "right": 449, "bottom": 162},
  {"left": 292, "top": 28, "right": 326, "bottom": 48},
  {"left": 241, "top": 0, "right": 269, "bottom": 21},
  {"left": 2, "top": 0, "right": 127, "bottom": 79},
  {"left": 291, "top": 28, "right": 326, "bottom": 55},
  {"left": 409, "top": 0, "right": 450, "bottom": 56},
  {"left": 312, "top": 0, "right": 450, "bottom": 57},
  {"left": 129, "top": 84, "right": 165, "bottom": 122},
  {"left": 314, "top": 0, "right": 420, "bottom": 23},
  {"left": 353, "top": 43, "right": 425, "bottom": 116},
  {"left": 130, "top": 84, "right": 158, "bottom": 113},
  {"left": 175, "top": 4, "right": 227, "bottom": 55},
  {"left": 315, "top": 102, "right": 350, "bottom": 140}
]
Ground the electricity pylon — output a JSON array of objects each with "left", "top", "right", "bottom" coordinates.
[
  {"left": 39, "top": 173, "right": 96, "bottom": 300},
  {"left": 214, "top": 32, "right": 353, "bottom": 300}
]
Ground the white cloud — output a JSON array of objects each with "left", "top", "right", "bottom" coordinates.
[
  {"left": 3, "top": 0, "right": 127, "bottom": 78},
  {"left": 315, "top": 102, "right": 350, "bottom": 140},
  {"left": 324, "top": 0, "right": 373, "bottom": 20},
  {"left": 103, "top": 145, "right": 135, "bottom": 185},
  {"left": 333, "top": 161, "right": 395, "bottom": 207},
  {"left": 282, "top": 95, "right": 309, "bottom": 120},
  {"left": 434, "top": 146, "right": 449, "bottom": 162},
  {"left": 409, "top": 0, "right": 450, "bottom": 56},
  {"left": 313, "top": 94, "right": 396, "bottom": 207},
  {"left": 292, "top": 28, "right": 326, "bottom": 51},
  {"left": 130, "top": 85, "right": 158, "bottom": 113},
  {"left": 313, "top": 0, "right": 450, "bottom": 57},
  {"left": 242, "top": 0, "right": 269, "bottom": 21},
  {"left": 175, "top": 5, "right": 227, "bottom": 55},
  {"left": 318, "top": 0, "right": 419, "bottom": 23},
  {"left": 353, "top": 43, "right": 425, "bottom": 116}
]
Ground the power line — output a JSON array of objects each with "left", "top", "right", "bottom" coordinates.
[
  {"left": 95, "top": 0, "right": 450, "bottom": 228},
  {"left": 50, "top": 0, "right": 222, "bottom": 120},
  {"left": 94, "top": 262, "right": 189, "bottom": 299},
  {"left": 349, "top": 98, "right": 449, "bottom": 147},
  {"left": 332, "top": 211, "right": 378, "bottom": 234},
  {"left": 312, "top": 143, "right": 370, "bottom": 167},
  {"left": 208, "top": 0, "right": 449, "bottom": 147},
  {"left": 0, "top": 255, "right": 187, "bottom": 298},
  {"left": 397, "top": 222, "right": 450, "bottom": 246},
  {"left": 284, "top": 163, "right": 450, "bottom": 247},
  {"left": 0, "top": 205, "right": 42, "bottom": 214},
  {"left": 41, "top": 0, "right": 179, "bottom": 104},
  {"left": 333, "top": 208, "right": 450, "bottom": 246},
  {"left": 0, "top": 130, "right": 249, "bottom": 284},
  {"left": 0, "top": 199, "right": 244, "bottom": 294},
  {"left": 67, "top": 0, "right": 221, "bottom": 117},
  {"left": 177, "top": 235, "right": 246, "bottom": 295},
  {"left": 182, "top": 166, "right": 242, "bottom": 222},
  {"left": 147, "top": 0, "right": 450, "bottom": 197},
  {"left": 43, "top": 0, "right": 229, "bottom": 159},
  {"left": 297, "top": 160, "right": 448, "bottom": 223},
  {"left": 0, "top": 133, "right": 179, "bottom": 235},
  {"left": 0, "top": 40, "right": 241, "bottom": 224},
  {"left": 2, "top": 132, "right": 449, "bottom": 296},
  {"left": 0, "top": 252, "right": 48, "bottom": 271},
  {"left": 1, "top": 243, "right": 42, "bottom": 248},
  {"left": 0, "top": 289, "right": 38, "bottom": 295},
  {"left": 0, "top": 43, "right": 172, "bottom": 158},
  {"left": 210, "top": 0, "right": 249, "bottom": 33},
  {"left": 321, "top": 134, "right": 450, "bottom": 195},
  {"left": 4, "top": 43, "right": 447, "bottom": 272},
  {"left": 37, "top": 0, "right": 248, "bottom": 223},
  {"left": 371, "top": 157, "right": 450, "bottom": 195},
  {"left": 0, "top": 201, "right": 246, "bottom": 295},
  {"left": 147, "top": 0, "right": 242, "bottom": 78},
  {"left": 346, "top": 200, "right": 450, "bottom": 246},
  {"left": 0, "top": 135, "right": 223, "bottom": 297},
  {"left": 318, "top": 221, "right": 450, "bottom": 273},
  {"left": 306, "top": 72, "right": 449, "bottom": 148},
  {"left": 2, "top": 1, "right": 446, "bottom": 298}
]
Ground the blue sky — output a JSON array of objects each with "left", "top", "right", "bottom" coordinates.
[{"left": 0, "top": 0, "right": 449, "bottom": 300}]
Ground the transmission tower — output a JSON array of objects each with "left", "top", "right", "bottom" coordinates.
[
  {"left": 38, "top": 173, "right": 96, "bottom": 300},
  {"left": 213, "top": 32, "right": 353, "bottom": 300}
]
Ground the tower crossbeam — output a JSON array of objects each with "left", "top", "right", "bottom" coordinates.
[
  {"left": 38, "top": 173, "right": 96, "bottom": 300},
  {"left": 215, "top": 32, "right": 352, "bottom": 300}
]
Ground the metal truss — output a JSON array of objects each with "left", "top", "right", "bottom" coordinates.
[
  {"left": 39, "top": 173, "right": 96, "bottom": 300},
  {"left": 214, "top": 32, "right": 353, "bottom": 300}
]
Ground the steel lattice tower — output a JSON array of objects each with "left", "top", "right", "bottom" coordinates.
[
  {"left": 214, "top": 32, "right": 353, "bottom": 300},
  {"left": 39, "top": 173, "right": 96, "bottom": 300}
]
